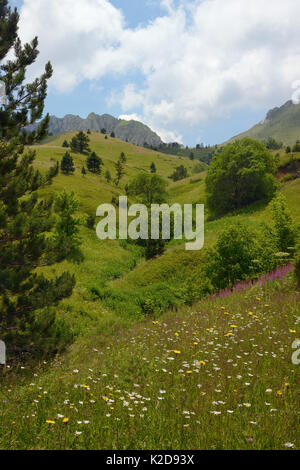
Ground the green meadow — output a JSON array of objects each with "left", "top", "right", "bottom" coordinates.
[{"left": 1, "top": 132, "right": 299, "bottom": 450}]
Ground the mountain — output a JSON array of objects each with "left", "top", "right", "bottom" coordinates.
[
  {"left": 229, "top": 100, "right": 300, "bottom": 145},
  {"left": 27, "top": 112, "right": 163, "bottom": 147}
]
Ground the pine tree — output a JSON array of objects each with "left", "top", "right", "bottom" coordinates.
[
  {"left": 62, "top": 140, "right": 69, "bottom": 148},
  {"left": 76, "top": 131, "right": 90, "bottom": 153},
  {"left": 150, "top": 162, "right": 156, "bottom": 173},
  {"left": 81, "top": 166, "right": 86, "bottom": 175},
  {"left": 0, "top": 1, "right": 75, "bottom": 356},
  {"left": 110, "top": 131, "right": 115, "bottom": 138},
  {"left": 70, "top": 136, "right": 79, "bottom": 153},
  {"left": 60, "top": 151, "right": 75, "bottom": 175},
  {"left": 114, "top": 159, "right": 125, "bottom": 186},
  {"left": 120, "top": 151, "right": 126, "bottom": 163},
  {"left": 87, "top": 151, "right": 102, "bottom": 174},
  {"left": 105, "top": 169, "right": 111, "bottom": 183}
]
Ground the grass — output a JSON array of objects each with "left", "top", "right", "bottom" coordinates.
[
  {"left": 1, "top": 132, "right": 299, "bottom": 450},
  {"left": 227, "top": 101, "right": 300, "bottom": 146},
  {"left": 0, "top": 274, "right": 299, "bottom": 450},
  {"left": 28, "top": 132, "right": 300, "bottom": 322}
]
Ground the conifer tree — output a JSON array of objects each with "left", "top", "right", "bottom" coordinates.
[
  {"left": 105, "top": 169, "right": 111, "bottom": 183},
  {"left": 62, "top": 140, "right": 69, "bottom": 148},
  {"left": 120, "top": 151, "right": 126, "bottom": 163},
  {"left": 0, "top": 1, "right": 75, "bottom": 356},
  {"left": 87, "top": 151, "right": 102, "bottom": 174},
  {"left": 70, "top": 136, "right": 80, "bottom": 153},
  {"left": 150, "top": 162, "right": 156, "bottom": 173},
  {"left": 114, "top": 159, "right": 125, "bottom": 186},
  {"left": 76, "top": 131, "right": 90, "bottom": 154},
  {"left": 60, "top": 151, "right": 75, "bottom": 175}
]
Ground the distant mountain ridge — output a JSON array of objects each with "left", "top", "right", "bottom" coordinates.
[
  {"left": 228, "top": 100, "right": 300, "bottom": 145},
  {"left": 28, "top": 113, "right": 163, "bottom": 147}
]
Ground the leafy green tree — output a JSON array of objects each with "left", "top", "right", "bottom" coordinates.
[
  {"left": 114, "top": 159, "right": 125, "bottom": 186},
  {"left": 270, "top": 193, "right": 297, "bottom": 253},
  {"left": 0, "top": 1, "right": 75, "bottom": 356},
  {"left": 205, "top": 138, "right": 277, "bottom": 217},
  {"left": 87, "top": 151, "right": 102, "bottom": 174},
  {"left": 60, "top": 151, "right": 75, "bottom": 175},
  {"left": 204, "top": 224, "right": 262, "bottom": 290},
  {"left": 169, "top": 165, "right": 188, "bottom": 182},
  {"left": 101, "top": 128, "right": 106, "bottom": 134},
  {"left": 189, "top": 152, "right": 195, "bottom": 160},
  {"left": 110, "top": 131, "right": 115, "bottom": 138},
  {"left": 150, "top": 162, "right": 156, "bottom": 173},
  {"left": 129, "top": 173, "right": 167, "bottom": 207},
  {"left": 286, "top": 146, "right": 291, "bottom": 154}
]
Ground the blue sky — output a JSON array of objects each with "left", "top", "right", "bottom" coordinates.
[{"left": 10, "top": 0, "right": 300, "bottom": 145}]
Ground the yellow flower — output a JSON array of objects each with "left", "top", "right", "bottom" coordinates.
[
  {"left": 277, "top": 391, "right": 282, "bottom": 396},
  {"left": 193, "top": 342, "right": 198, "bottom": 345},
  {"left": 63, "top": 418, "right": 69, "bottom": 424},
  {"left": 83, "top": 385, "right": 89, "bottom": 389},
  {"left": 289, "top": 330, "right": 296, "bottom": 334},
  {"left": 46, "top": 420, "right": 55, "bottom": 425},
  {"left": 285, "top": 383, "right": 290, "bottom": 388},
  {"left": 225, "top": 333, "right": 233, "bottom": 337},
  {"left": 230, "top": 325, "right": 237, "bottom": 329},
  {"left": 175, "top": 333, "right": 179, "bottom": 336},
  {"left": 186, "top": 371, "right": 193, "bottom": 374},
  {"left": 248, "top": 312, "right": 253, "bottom": 316},
  {"left": 174, "top": 350, "right": 181, "bottom": 354},
  {"left": 69, "top": 406, "right": 74, "bottom": 409},
  {"left": 11, "top": 421, "right": 16, "bottom": 425},
  {"left": 256, "top": 297, "right": 261, "bottom": 301},
  {"left": 199, "top": 361, "right": 206, "bottom": 366},
  {"left": 221, "top": 307, "right": 225, "bottom": 310}
]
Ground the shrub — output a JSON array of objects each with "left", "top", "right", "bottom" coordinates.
[{"left": 204, "top": 224, "right": 265, "bottom": 290}]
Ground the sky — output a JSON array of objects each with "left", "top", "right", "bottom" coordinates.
[{"left": 9, "top": 0, "right": 300, "bottom": 145}]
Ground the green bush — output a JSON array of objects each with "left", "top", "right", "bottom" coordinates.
[{"left": 204, "top": 223, "right": 272, "bottom": 290}]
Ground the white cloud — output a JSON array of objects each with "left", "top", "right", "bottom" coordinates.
[{"left": 18, "top": 0, "right": 300, "bottom": 141}]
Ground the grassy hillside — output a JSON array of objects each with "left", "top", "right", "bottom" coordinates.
[
  {"left": 228, "top": 101, "right": 300, "bottom": 145},
  {"left": 27, "top": 132, "right": 300, "bottom": 327},
  {"left": 0, "top": 273, "right": 299, "bottom": 450},
  {"left": 1, "top": 131, "right": 299, "bottom": 450}
]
